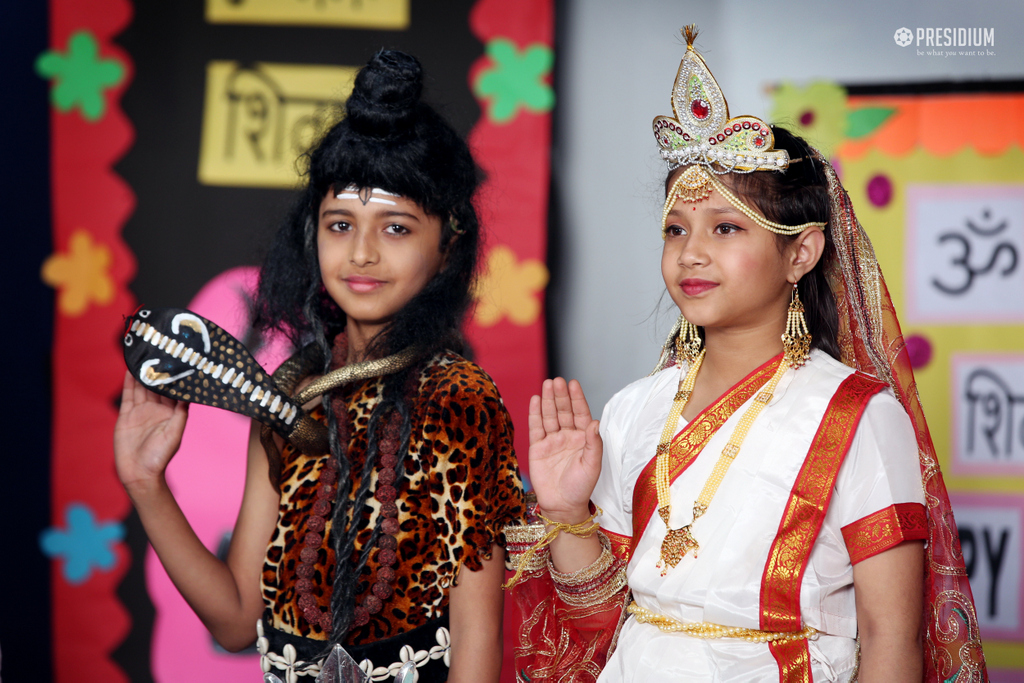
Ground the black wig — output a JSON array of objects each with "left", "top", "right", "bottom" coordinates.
[{"left": 253, "top": 48, "right": 483, "bottom": 361}]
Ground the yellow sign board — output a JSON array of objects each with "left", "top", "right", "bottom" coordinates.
[
  {"left": 206, "top": 0, "right": 409, "bottom": 29},
  {"left": 198, "top": 61, "right": 357, "bottom": 189}
]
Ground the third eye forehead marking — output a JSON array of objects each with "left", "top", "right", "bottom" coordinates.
[{"left": 336, "top": 183, "right": 399, "bottom": 206}]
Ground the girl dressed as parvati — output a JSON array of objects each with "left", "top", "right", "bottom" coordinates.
[
  {"left": 506, "top": 27, "right": 986, "bottom": 682},
  {"left": 115, "top": 50, "right": 524, "bottom": 683}
]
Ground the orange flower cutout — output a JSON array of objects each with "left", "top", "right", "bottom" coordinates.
[
  {"left": 41, "top": 229, "right": 115, "bottom": 316},
  {"left": 474, "top": 245, "right": 549, "bottom": 327}
]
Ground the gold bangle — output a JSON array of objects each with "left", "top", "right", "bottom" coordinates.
[
  {"left": 549, "top": 533, "right": 614, "bottom": 586},
  {"left": 503, "top": 522, "right": 549, "bottom": 573},
  {"left": 550, "top": 534, "right": 628, "bottom": 607},
  {"left": 502, "top": 507, "right": 603, "bottom": 589}
]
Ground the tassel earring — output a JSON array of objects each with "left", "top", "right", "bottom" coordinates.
[
  {"left": 782, "top": 284, "right": 812, "bottom": 368},
  {"left": 674, "top": 315, "right": 703, "bottom": 365}
]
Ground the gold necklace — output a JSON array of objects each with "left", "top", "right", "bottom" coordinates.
[{"left": 655, "top": 350, "right": 789, "bottom": 572}]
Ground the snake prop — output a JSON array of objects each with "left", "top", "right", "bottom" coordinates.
[
  {"left": 122, "top": 307, "right": 420, "bottom": 461},
  {"left": 122, "top": 306, "right": 330, "bottom": 456}
]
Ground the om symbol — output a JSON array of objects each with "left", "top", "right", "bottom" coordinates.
[{"left": 932, "top": 208, "right": 1019, "bottom": 296}]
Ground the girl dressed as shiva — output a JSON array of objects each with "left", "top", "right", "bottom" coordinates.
[
  {"left": 506, "top": 26, "right": 986, "bottom": 683},
  {"left": 115, "top": 50, "right": 524, "bottom": 683}
]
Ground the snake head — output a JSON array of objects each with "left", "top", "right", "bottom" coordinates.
[
  {"left": 123, "top": 309, "right": 213, "bottom": 387},
  {"left": 122, "top": 306, "right": 327, "bottom": 455}
]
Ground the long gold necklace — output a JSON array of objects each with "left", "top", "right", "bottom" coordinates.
[{"left": 655, "top": 350, "right": 789, "bottom": 573}]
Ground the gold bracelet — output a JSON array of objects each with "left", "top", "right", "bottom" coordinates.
[
  {"left": 503, "top": 507, "right": 603, "bottom": 589},
  {"left": 504, "top": 522, "right": 549, "bottom": 573},
  {"left": 537, "top": 506, "right": 603, "bottom": 538}
]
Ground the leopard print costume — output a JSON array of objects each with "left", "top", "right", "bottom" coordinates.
[{"left": 261, "top": 350, "right": 525, "bottom": 647}]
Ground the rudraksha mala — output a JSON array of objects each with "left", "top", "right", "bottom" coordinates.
[{"left": 295, "top": 376, "right": 409, "bottom": 633}]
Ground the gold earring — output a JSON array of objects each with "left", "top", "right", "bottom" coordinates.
[
  {"left": 782, "top": 284, "right": 811, "bottom": 368},
  {"left": 674, "top": 315, "right": 703, "bottom": 364}
]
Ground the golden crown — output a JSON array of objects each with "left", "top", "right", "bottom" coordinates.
[{"left": 654, "top": 26, "right": 789, "bottom": 172}]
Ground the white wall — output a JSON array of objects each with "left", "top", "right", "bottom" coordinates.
[{"left": 551, "top": 0, "right": 1024, "bottom": 411}]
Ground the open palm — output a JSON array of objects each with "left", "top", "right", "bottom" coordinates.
[
  {"left": 528, "top": 378, "right": 603, "bottom": 520},
  {"left": 114, "top": 370, "right": 190, "bottom": 488}
]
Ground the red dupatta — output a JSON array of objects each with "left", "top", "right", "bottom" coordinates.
[{"left": 821, "top": 156, "right": 987, "bottom": 681}]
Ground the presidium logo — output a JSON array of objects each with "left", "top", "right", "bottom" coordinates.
[
  {"left": 894, "top": 26, "right": 995, "bottom": 54},
  {"left": 894, "top": 27, "right": 913, "bottom": 47}
]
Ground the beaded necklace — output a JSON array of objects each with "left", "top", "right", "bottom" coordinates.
[
  {"left": 295, "top": 338, "right": 411, "bottom": 635},
  {"left": 655, "top": 349, "right": 789, "bottom": 573}
]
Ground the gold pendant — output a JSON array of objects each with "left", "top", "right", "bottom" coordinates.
[{"left": 658, "top": 524, "right": 700, "bottom": 574}]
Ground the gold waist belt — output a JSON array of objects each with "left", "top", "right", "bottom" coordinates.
[{"left": 627, "top": 602, "right": 819, "bottom": 643}]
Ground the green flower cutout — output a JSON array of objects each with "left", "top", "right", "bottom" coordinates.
[
  {"left": 36, "top": 30, "right": 126, "bottom": 122},
  {"left": 771, "top": 81, "right": 848, "bottom": 156},
  {"left": 474, "top": 38, "right": 554, "bottom": 124}
]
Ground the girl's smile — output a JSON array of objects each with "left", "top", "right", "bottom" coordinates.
[
  {"left": 679, "top": 278, "right": 718, "bottom": 296},
  {"left": 343, "top": 275, "right": 386, "bottom": 293}
]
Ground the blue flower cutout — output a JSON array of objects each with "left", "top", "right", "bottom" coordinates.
[{"left": 40, "top": 503, "right": 125, "bottom": 584}]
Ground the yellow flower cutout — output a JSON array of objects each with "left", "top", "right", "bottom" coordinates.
[
  {"left": 41, "top": 229, "right": 115, "bottom": 316},
  {"left": 474, "top": 245, "right": 548, "bottom": 327}
]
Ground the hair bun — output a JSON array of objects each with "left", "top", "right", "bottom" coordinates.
[{"left": 345, "top": 50, "right": 424, "bottom": 137}]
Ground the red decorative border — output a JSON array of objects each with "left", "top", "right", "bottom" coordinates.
[
  {"left": 464, "top": 3, "right": 554, "bottom": 682},
  {"left": 767, "top": 639, "right": 813, "bottom": 683},
  {"left": 48, "top": 1, "right": 136, "bottom": 681},
  {"left": 841, "top": 502, "right": 928, "bottom": 565},
  {"left": 465, "top": 0, "right": 552, "bottom": 470}
]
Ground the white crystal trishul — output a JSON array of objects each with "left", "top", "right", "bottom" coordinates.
[{"left": 314, "top": 645, "right": 369, "bottom": 683}]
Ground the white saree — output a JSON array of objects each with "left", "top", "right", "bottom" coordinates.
[{"left": 592, "top": 350, "right": 927, "bottom": 683}]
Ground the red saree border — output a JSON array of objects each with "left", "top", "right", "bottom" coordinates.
[
  {"left": 760, "top": 372, "right": 886, "bottom": 677},
  {"left": 629, "top": 353, "right": 782, "bottom": 561},
  {"left": 768, "top": 639, "right": 813, "bottom": 683},
  {"left": 842, "top": 502, "right": 928, "bottom": 565}
]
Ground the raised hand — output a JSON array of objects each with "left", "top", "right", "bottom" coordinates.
[
  {"left": 528, "top": 377, "right": 602, "bottom": 522},
  {"left": 114, "top": 370, "right": 190, "bottom": 492}
]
